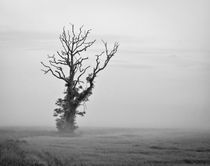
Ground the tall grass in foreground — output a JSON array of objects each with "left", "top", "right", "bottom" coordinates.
[
  {"left": 0, "top": 128, "right": 210, "bottom": 166},
  {"left": 0, "top": 139, "right": 68, "bottom": 166}
]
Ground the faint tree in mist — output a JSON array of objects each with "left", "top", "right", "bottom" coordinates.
[{"left": 41, "top": 24, "right": 119, "bottom": 132}]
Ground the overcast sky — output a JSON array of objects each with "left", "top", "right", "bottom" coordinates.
[{"left": 0, "top": 0, "right": 210, "bottom": 129}]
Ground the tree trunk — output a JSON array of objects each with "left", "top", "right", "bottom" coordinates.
[{"left": 60, "top": 101, "right": 77, "bottom": 132}]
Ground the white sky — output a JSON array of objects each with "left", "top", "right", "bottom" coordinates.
[{"left": 0, "top": 0, "right": 210, "bottom": 129}]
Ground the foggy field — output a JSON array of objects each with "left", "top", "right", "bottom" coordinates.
[
  {"left": 0, "top": 127, "right": 210, "bottom": 166},
  {"left": 1, "top": 0, "right": 210, "bottom": 165}
]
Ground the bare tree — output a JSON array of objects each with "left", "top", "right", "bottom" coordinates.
[{"left": 41, "top": 24, "right": 119, "bottom": 132}]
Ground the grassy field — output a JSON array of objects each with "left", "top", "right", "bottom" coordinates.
[{"left": 0, "top": 127, "right": 210, "bottom": 166}]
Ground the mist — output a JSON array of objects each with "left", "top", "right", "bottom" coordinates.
[{"left": 0, "top": 0, "right": 210, "bottom": 130}]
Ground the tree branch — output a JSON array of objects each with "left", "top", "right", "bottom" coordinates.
[
  {"left": 41, "top": 62, "right": 68, "bottom": 83},
  {"left": 75, "top": 41, "right": 119, "bottom": 103},
  {"left": 74, "top": 65, "right": 90, "bottom": 88},
  {"left": 94, "top": 41, "right": 119, "bottom": 75},
  {"left": 41, "top": 24, "right": 119, "bottom": 107}
]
